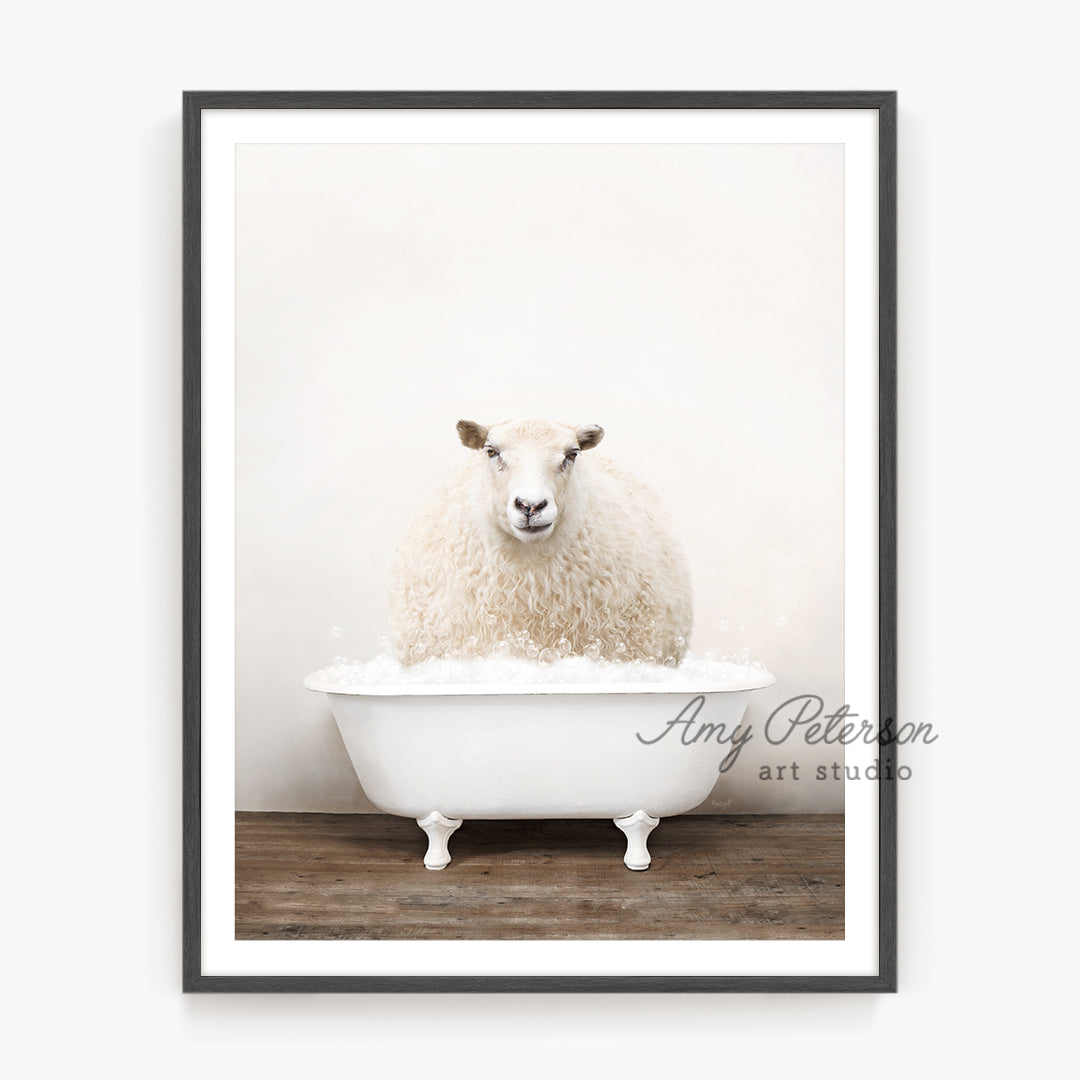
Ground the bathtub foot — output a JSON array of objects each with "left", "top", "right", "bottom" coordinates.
[
  {"left": 417, "top": 811, "right": 463, "bottom": 870},
  {"left": 614, "top": 810, "right": 660, "bottom": 870}
]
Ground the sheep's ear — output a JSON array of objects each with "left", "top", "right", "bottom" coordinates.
[
  {"left": 457, "top": 419, "right": 489, "bottom": 449},
  {"left": 575, "top": 424, "right": 604, "bottom": 451}
]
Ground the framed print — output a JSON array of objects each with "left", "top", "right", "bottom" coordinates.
[{"left": 183, "top": 91, "right": 897, "bottom": 992}]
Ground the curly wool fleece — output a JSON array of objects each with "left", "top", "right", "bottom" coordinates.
[{"left": 388, "top": 420, "right": 692, "bottom": 665}]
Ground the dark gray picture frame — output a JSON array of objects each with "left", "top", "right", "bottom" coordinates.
[{"left": 182, "top": 90, "right": 897, "bottom": 993}]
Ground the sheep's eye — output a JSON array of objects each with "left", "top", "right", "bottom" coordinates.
[
  {"left": 485, "top": 446, "right": 499, "bottom": 459},
  {"left": 562, "top": 450, "right": 579, "bottom": 469}
]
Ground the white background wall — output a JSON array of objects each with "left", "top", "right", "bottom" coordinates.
[
  {"left": 235, "top": 141, "right": 846, "bottom": 813},
  {"left": 4, "top": 0, "right": 1076, "bottom": 1075}
]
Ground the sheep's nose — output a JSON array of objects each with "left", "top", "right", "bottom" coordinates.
[{"left": 515, "top": 498, "right": 548, "bottom": 515}]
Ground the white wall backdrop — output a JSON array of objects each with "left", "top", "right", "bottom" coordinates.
[
  {"left": 236, "top": 139, "right": 851, "bottom": 812},
  {"left": 5, "top": 0, "right": 1078, "bottom": 1074},
  {"left": 235, "top": 142, "right": 846, "bottom": 812}
]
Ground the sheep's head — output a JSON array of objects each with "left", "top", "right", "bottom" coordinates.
[{"left": 457, "top": 418, "right": 604, "bottom": 544}]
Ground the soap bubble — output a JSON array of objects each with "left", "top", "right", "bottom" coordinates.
[
  {"left": 614, "top": 641, "right": 627, "bottom": 655},
  {"left": 330, "top": 626, "right": 343, "bottom": 638},
  {"left": 584, "top": 642, "right": 601, "bottom": 661},
  {"left": 525, "top": 641, "right": 540, "bottom": 659},
  {"left": 555, "top": 637, "right": 571, "bottom": 656},
  {"left": 673, "top": 636, "right": 686, "bottom": 650},
  {"left": 736, "top": 622, "right": 746, "bottom": 633},
  {"left": 717, "top": 620, "right": 729, "bottom": 632},
  {"left": 307, "top": 647, "right": 775, "bottom": 692},
  {"left": 776, "top": 615, "right": 788, "bottom": 627}
]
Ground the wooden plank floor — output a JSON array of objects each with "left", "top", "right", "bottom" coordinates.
[{"left": 236, "top": 812, "right": 844, "bottom": 941}]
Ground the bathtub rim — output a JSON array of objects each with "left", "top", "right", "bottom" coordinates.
[{"left": 302, "top": 670, "right": 776, "bottom": 697}]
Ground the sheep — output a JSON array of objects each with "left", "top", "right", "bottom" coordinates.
[{"left": 387, "top": 418, "right": 693, "bottom": 666}]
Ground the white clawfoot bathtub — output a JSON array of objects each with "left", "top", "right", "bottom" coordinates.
[{"left": 303, "top": 668, "right": 774, "bottom": 870}]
